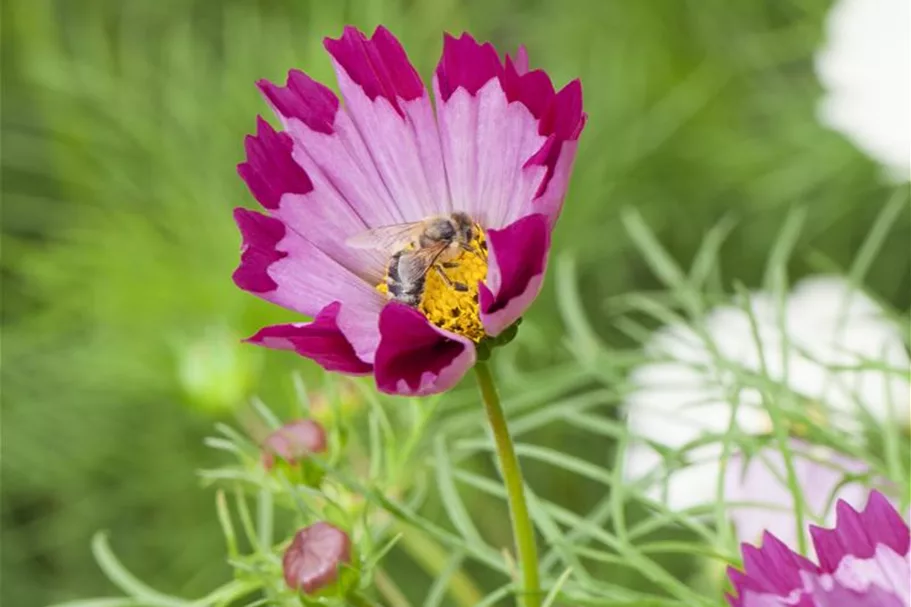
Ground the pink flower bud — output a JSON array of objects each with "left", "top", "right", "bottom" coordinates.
[
  {"left": 261, "top": 419, "right": 327, "bottom": 470},
  {"left": 282, "top": 522, "right": 352, "bottom": 594}
]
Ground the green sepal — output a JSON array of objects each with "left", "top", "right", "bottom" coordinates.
[{"left": 476, "top": 317, "right": 522, "bottom": 361}]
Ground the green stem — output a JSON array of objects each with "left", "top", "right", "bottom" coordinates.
[{"left": 474, "top": 360, "right": 541, "bottom": 607}]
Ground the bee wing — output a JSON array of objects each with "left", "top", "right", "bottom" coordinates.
[
  {"left": 406, "top": 244, "right": 450, "bottom": 278},
  {"left": 395, "top": 243, "right": 449, "bottom": 280},
  {"left": 345, "top": 222, "right": 424, "bottom": 252}
]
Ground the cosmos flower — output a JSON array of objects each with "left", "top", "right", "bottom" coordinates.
[
  {"left": 727, "top": 490, "right": 910, "bottom": 607},
  {"left": 622, "top": 276, "right": 909, "bottom": 537},
  {"left": 815, "top": 0, "right": 910, "bottom": 180},
  {"left": 283, "top": 522, "right": 353, "bottom": 594},
  {"left": 233, "top": 26, "right": 585, "bottom": 396}
]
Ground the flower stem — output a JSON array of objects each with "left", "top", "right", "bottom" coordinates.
[{"left": 474, "top": 360, "right": 541, "bottom": 607}]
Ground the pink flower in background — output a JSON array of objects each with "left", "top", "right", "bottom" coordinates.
[
  {"left": 727, "top": 491, "right": 910, "bottom": 607},
  {"left": 723, "top": 439, "right": 892, "bottom": 550},
  {"left": 233, "top": 26, "right": 585, "bottom": 396}
]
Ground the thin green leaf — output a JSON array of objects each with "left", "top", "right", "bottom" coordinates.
[
  {"left": 214, "top": 491, "right": 239, "bottom": 560},
  {"left": 423, "top": 551, "right": 467, "bottom": 607},
  {"left": 541, "top": 567, "right": 574, "bottom": 607},
  {"left": 90, "top": 533, "right": 187, "bottom": 606},
  {"left": 433, "top": 437, "right": 484, "bottom": 546}
]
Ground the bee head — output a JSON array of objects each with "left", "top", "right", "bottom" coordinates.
[
  {"left": 451, "top": 212, "right": 475, "bottom": 244},
  {"left": 427, "top": 218, "right": 456, "bottom": 243}
]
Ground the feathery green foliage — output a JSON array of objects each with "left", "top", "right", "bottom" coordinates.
[{"left": 3, "top": 0, "right": 909, "bottom": 605}]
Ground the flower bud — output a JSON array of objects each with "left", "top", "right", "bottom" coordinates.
[
  {"left": 282, "top": 522, "right": 355, "bottom": 595},
  {"left": 261, "top": 419, "right": 327, "bottom": 486}
]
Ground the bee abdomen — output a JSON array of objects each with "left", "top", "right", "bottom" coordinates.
[{"left": 386, "top": 251, "right": 424, "bottom": 307}]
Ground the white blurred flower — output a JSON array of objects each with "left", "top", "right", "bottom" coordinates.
[
  {"left": 623, "top": 275, "right": 909, "bottom": 520},
  {"left": 815, "top": 0, "right": 910, "bottom": 180}
]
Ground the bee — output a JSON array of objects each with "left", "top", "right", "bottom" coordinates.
[{"left": 346, "top": 212, "right": 482, "bottom": 307}]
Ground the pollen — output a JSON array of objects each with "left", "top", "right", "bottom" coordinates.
[{"left": 377, "top": 226, "right": 489, "bottom": 342}]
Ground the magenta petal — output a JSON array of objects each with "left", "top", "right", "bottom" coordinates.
[
  {"left": 246, "top": 303, "right": 372, "bottom": 375},
  {"left": 232, "top": 207, "right": 287, "bottom": 293},
  {"left": 500, "top": 49, "right": 556, "bottom": 121},
  {"left": 542, "top": 79, "right": 585, "bottom": 141},
  {"left": 479, "top": 214, "right": 550, "bottom": 336},
  {"left": 238, "top": 117, "right": 314, "bottom": 210},
  {"left": 524, "top": 80, "right": 585, "bottom": 200},
  {"left": 436, "top": 33, "right": 502, "bottom": 101},
  {"left": 232, "top": 205, "right": 385, "bottom": 362},
  {"left": 741, "top": 533, "right": 819, "bottom": 595},
  {"left": 324, "top": 26, "right": 423, "bottom": 113},
  {"left": 374, "top": 303, "right": 476, "bottom": 396},
  {"left": 258, "top": 70, "right": 338, "bottom": 135},
  {"left": 811, "top": 491, "right": 911, "bottom": 572},
  {"left": 237, "top": 117, "right": 385, "bottom": 281}
]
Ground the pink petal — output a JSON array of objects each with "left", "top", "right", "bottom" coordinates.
[
  {"left": 255, "top": 65, "right": 426, "bottom": 254},
  {"left": 433, "top": 34, "right": 585, "bottom": 228},
  {"left": 811, "top": 491, "right": 911, "bottom": 572},
  {"left": 238, "top": 117, "right": 384, "bottom": 280},
  {"left": 374, "top": 303, "right": 476, "bottom": 396},
  {"left": 434, "top": 76, "right": 548, "bottom": 229},
  {"left": 479, "top": 214, "right": 550, "bottom": 336},
  {"left": 804, "top": 568, "right": 906, "bottom": 607},
  {"left": 724, "top": 440, "right": 879, "bottom": 550},
  {"left": 246, "top": 303, "right": 372, "bottom": 375},
  {"left": 232, "top": 208, "right": 383, "bottom": 362},
  {"left": 830, "top": 546, "right": 911, "bottom": 601},
  {"left": 523, "top": 136, "right": 582, "bottom": 224},
  {"left": 324, "top": 27, "right": 449, "bottom": 221}
]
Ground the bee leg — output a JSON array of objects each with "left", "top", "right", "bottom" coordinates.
[
  {"left": 433, "top": 265, "right": 470, "bottom": 292},
  {"left": 459, "top": 243, "right": 486, "bottom": 260},
  {"left": 441, "top": 262, "right": 459, "bottom": 269}
]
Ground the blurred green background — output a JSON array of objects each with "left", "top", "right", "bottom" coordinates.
[{"left": 2, "top": 0, "right": 909, "bottom": 605}]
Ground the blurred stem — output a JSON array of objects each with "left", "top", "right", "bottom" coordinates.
[
  {"left": 374, "top": 568, "right": 413, "bottom": 607},
  {"left": 349, "top": 592, "right": 379, "bottom": 607},
  {"left": 395, "top": 523, "right": 483, "bottom": 607},
  {"left": 474, "top": 360, "right": 541, "bottom": 607}
]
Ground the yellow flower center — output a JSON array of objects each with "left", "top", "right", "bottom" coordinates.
[{"left": 377, "top": 226, "right": 489, "bottom": 342}]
